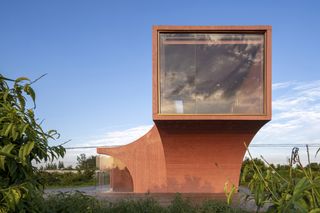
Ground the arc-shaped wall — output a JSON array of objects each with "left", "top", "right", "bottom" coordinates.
[
  {"left": 97, "top": 120, "right": 266, "bottom": 193},
  {"left": 97, "top": 126, "right": 167, "bottom": 192}
]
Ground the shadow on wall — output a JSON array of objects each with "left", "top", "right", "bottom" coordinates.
[
  {"left": 150, "top": 175, "right": 215, "bottom": 193},
  {"left": 110, "top": 167, "right": 133, "bottom": 192}
]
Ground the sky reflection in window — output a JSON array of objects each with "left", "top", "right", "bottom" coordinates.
[{"left": 159, "top": 33, "right": 265, "bottom": 115}]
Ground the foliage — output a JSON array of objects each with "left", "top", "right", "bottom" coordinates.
[
  {"left": 240, "top": 158, "right": 267, "bottom": 186},
  {"left": 167, "top": 194, "right": 194, "bottom": 213},
  {"left": 40, "top": 161, "right": 66, "bottom": 170},
  {"left": 243, "top": 144, "right": 320, "bottom": 213},
  {"left": 44, "top": 162, "right": 58, "bottom": 170},
  {"left": 199, "top": 199, "right": 247, "bottom": 213},
  {"left": 76, "top": 153, "right": 97, "bottom": 182},
  {"left": 37, "top": 154, "right": 100, "bottom": 188},
  {"left": 58, "top": 161, "right": 64, "bottom": 169},
  {"left": 77, "top": 153, "right": 96, "bottom": 170},
  {"left": 39, "top": 192, "right": 247, "bottom": 213},
  {"left": 42, "top": 191, "right": 107, "bottom": 213},
  {"left": 40, "top": 162, "right": 73, "bottom": 171},
  {"left": 0, "top": 75, "right": 65, "bottom": 212},
  {"left": 110, "top": 197, "right": 165, "bottom": 213},
  {"left": 224, "top": 180, "right": 236, "bottom": 205}
]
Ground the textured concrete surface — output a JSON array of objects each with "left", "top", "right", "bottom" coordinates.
[{"left": 97, "top": 121, "right": 266, "bottom": 193}]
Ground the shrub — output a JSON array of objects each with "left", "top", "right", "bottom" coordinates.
[
  {"left": 38, "top": 171, "right": 97, "bottom": 187},
  {"left": 167, "top": 194, "right": 194, "bottom": 213},
  {"left": 199, "top": 199, "right": 247, "bottom": 213},
  {"left": 243, "top": 144, "right": 320, "bottom": 212},
  {"left": 43, "top": 191, "right": 107, "bottom": 213},
  {"left": 38, "top": 192, "right": 248, "bottom": 213},
  {"left": 0, "top": 75, "right": 65, "bottom": 212},
  {"left": 110, "top": 198, "right": 165, "bottom": 213}
]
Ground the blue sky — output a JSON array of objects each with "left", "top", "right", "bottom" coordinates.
[{"left": 1, "top": 1, "right": 320, "bottom": 164}]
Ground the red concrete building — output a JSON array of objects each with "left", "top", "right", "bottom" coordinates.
[{"left": 97, "top": 26, "right": 272, "bottom": 193}]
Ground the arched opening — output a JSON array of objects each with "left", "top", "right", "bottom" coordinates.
[{"left": 97, "top": 155, "right": 133, "bottom": 192}]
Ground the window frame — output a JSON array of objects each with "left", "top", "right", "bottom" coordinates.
[{"left": 152, "top": 26, "right": 272, "bottom": 121}]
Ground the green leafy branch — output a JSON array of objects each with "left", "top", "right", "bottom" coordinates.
[
  {"left": 0, "top": 74, "right": 66, "bottom": 212},
  {"left": 243, "top": 143, "right": 320, "bottom": 213}
]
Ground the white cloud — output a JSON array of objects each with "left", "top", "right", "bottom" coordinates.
[
  {"left": 85, "top": 125, "right": 153, "bottom": 147},
  {"left": 272, "top": 81, "right": 295, "bottom": 90},
  {"left": 256, "top": 81, "right": 320, "bottom": 141},
  {"left": 252, "top": 80, "right": 320, "bottom": 164}
]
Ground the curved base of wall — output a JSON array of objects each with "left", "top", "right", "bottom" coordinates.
[{"left": 97, "top": 120, "right": 267, "bottom": 193}]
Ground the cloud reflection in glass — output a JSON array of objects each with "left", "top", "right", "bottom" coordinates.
[{"left": 159, "top": 33, "right": 265, "bottom": 115}]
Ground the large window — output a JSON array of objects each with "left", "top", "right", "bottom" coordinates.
[{"left": 159, "top": 33, "right": 265, "bottom": 115}]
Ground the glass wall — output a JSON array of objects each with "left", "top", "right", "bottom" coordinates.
[{"left": 159, "top": 33, "right": 265, "bottom": 115}]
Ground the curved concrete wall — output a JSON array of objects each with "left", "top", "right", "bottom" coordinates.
[
  {"left": 97, "top": 120, "right": 265, "bottom": 193},
  {"left": 97, "top": 126, "right": 167, "bottom": 192}
]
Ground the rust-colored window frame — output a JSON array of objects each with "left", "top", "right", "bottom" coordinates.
[{"left": 152, "top": 26, "right": 272, "bottom": 121}]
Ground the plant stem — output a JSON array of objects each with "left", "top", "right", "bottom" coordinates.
[{"left": 244, "top": 142, "right": 279, "bottom": 202}]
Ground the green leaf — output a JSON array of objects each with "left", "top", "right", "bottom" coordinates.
[
  {"left": 293, "top": 199, "right": 309, "bottom": 213},
  {"left": 10, "top": 188, "right": 21, "bottom": 205},
  {"left": 15, "top": 77, "right": 30, "bottom": 83},
  {"left": 310, "top": 208, "right": 320, "bottom": 213},
  {"left": 20, "top": 124, "right": 29, "bottom": 139},
  {"left": 0, "top": 75, "right": 66, "bottom": 212},
  {"left": 27, "top": 109, "right": 34, "bottom": 118},
  {"left": 293, "top": 177, "right": 311, "bottom": 197},
  {"left": 11, "top": 125, "right": 17, "bottom": 140},
  {"left": 0, "top": 144, "right": 15, "bottom": 170},
  {"left": 4, "top": 188, "right": 21, "bottom": 211},
  {"left": 7, "top": 161, "right": 17, "bottom": 177},
  {"left": 24, "top": 141, "right": 35, "bottom": 156},
  {"left": 0, "top": 207, "right": 8, "bottom": 213},
  {"left": 4, "top": 123, "right": 13, "bottom": 136},
  {"left": 224, "top": 181, "right": 236, "bottom": 205},
  {"left": 24, "top": 84, "right": 36, "bottom": 105},
  {"left": 0, "top": 156, "right": 4, "bottom": 170},
  {"left": 1, "top": 144, "right": 15, "bottom": 154},
  {"left": 0, "top": 116, "right": 7, "bottom": 124},
  {"left": 19, "top": 141, "right": 35, "bottom": 164},
  {"left": 3, "top": 90, "right": 9, "bottom": 101},
  {"left": 17, "top": 90, "right": 26, "bottom": 110}
]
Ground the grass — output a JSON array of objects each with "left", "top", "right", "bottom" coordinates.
[
  {"left": 38, "top": 170, "right": 101, "bottom": 189},
  {"left": 44, "top": 179, "right": 96, "bottom": 189}
]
